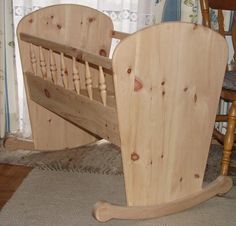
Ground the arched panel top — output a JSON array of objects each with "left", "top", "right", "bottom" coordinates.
[{"left": 17, "top": 4, "right": 114, "bottom": 56}]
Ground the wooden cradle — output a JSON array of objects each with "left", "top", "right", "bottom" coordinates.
[{"left": 17, "top": 4, "right": 232, "bottom": 222}]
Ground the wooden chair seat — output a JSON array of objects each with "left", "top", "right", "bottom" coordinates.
[{"left": 223, "top": 71, "right": 236, "bottom": 92}]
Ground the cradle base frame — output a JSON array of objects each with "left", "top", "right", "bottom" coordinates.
[{"left": 93, "top": 176, "right": 232, "bottom": 222}]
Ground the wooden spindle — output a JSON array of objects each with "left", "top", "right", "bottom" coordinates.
[
  {"left": 72, "top": 57, "right": 80, "bottom": 94},
  {"left": 49, "top": 49, "right": 57, "bottom": 84},
  {"left": 39, "top": 46, "right": 47, "bottom": 80},
  {"left": 85, "top": 61, "right": 93, "bottom": 100},
  {"left": 30, "top": 43, "right": 37, "bottom": 75},
  {"left": 60, "top": 52, "right": 69, "bottom": 89},
  {"left": 99, "top": 66, "right": 107, "bottom": 106}
]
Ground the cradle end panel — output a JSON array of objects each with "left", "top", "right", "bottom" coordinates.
[
  {"left": 17, "top": 5, "right": 114, "bottom": 150},
  {"left": 112, "top": 23, "right": 228, "bottom": 206}
]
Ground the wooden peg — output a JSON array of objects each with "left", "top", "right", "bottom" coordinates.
[
  {"left": 99, "top": 66, "right": 107, "bottom": 106},
  {"left": 85, "top": 61, "right": 93, "bottom": 100},
  {"left": 72, "top": 57, "right": 80, "bottom": 94},
  {"left": 30, "top": 43, "right": 37, "bottom": 75},
  {"left": 39, "top": 46, "right": 47, "bottom": 80},
  {"left": 49, "top": 49, "right": 57, "bottom": 84},
  {"left": 60, "top": 52, "right": 69, "bottom": 89}
]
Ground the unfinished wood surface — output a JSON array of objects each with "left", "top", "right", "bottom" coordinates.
[
  {"left": 39, "top": 46, "right": 47, "bottom": 80},
  {"left": 30, "top": 43, "right": 37, "bottom": 75},
  {"left": 111, "top": 30, "right": 130, "bottom": 40},
  {"left": 93, "top": 176, "right": 232, "bottom": 222},
  {"left": 99, "top": 66, "right": 107, "bottom": 106},
  {"left": 3, "top": 136, "right": 34, "bottom": 151},
  {"left": 20, "top": 33, "right": 113, "bottom": 71},
  {"left": 85, "top": 61, "right": 93, "bottom": 100},
  {"left": 25, "top": 72, "right": 120, "bottom": 146},
  {"left": 17, "top": 4, "right": 114, "bottom": 150},
  {"left": 112, "top": 23, "right": 228, "bottom": 206},
  {"left": 72, "top": 56, "right": 80, "bottom": 94},
  {"left": 60, "top": 52, "right": 69, "bottom": 89}
]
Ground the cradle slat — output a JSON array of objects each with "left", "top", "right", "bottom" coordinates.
[
  {"left": 85, "top": 61, "right": 93, "bottom": 100},
  {"left": 25, "top": 72, "right": 120, "bottom": 146},
  {"left": 49, "top": 49, "right": 57, "bottom": 84},
  {"left": 60, "top": 53, "right": 69, "bottom": 89},
  {"left": 99, "top": 66, "right": 107, "bottom": 106},
  {"left": 30, "top": 43, "right": 37, "bottom": 75},
  {"left": 72, "top": 57, "right": 80, "bottom": 94},
  {"left": 39, "top": 46, "right": 47, "bottom": 80}
]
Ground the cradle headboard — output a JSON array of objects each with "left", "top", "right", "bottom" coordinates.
[
  {"left": 17, "top": 4, "right": 114, "bottom": 150},
  {"left": 112, "top": 22, "right": 228, "bottom": 205}
]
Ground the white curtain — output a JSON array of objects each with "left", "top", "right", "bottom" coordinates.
[{"left": 0, "top": 0, "right": 19, "bottom": 138}]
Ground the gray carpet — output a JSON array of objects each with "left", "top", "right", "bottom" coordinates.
[
  {"left": 0, "top": 169, "right": 236, "bottom": 226},
  {"left": 0, "top": 140, "right": 236, "bottom": 184}
]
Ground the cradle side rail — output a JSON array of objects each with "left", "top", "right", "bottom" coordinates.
[
  {"left": 111, "top": 30, "right": 130, "bottom": 40},
  {"left": 19, "top": 32, "right": 120, "bottom": 146}
]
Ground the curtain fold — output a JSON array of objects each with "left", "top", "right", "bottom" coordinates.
[{"left": 0, "top": 0, "right": 19, "bottom": 138}]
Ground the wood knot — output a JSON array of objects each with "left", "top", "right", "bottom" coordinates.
[
  {"left": 179, "top": 177, "right": 183, "bottom": 182},
  {"left": 29, "top": 18, "right": 33, "bottom": 23},
  {"left": 44, "top": 89, "right": 50, "bottom": 98},
  {"left": 131, "top": 152, "right": 139, "bottom": 161},
  {"left": 51, "top": 15, "right": 54, "bottom": 19},
  {"left": 162, "top": 91, "right": 165, "bottom": 96},
  {"left": 99, "top": 49, "right": 107, "bottom": 57},
  {"left": 48, "top": 119, "right": 52, "bottom": 123},
  {"left": 57, "top": 24, "right": 62, "bottom": 29},
  {"left": 127, "top": 68, "right": 132, "bottom": 74},
  {"left": 194, "top": 94, "right": 197, "bottom": 103},
  {"left": 161, "top": 81, "right": 165, "bottom": 86},
  {"left": 134, "top": 77, "right": 143, "bottom": 92},
  {"left": 194, "top": 174, "right": 200, "bottom": 179},
  {"left": 184, "top": 87, "right": 188, "bottom": 92},
  {"left": 88, "top": 17, "right": 95, "bottom": 23}
]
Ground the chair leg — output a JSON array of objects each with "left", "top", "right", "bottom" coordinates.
[{"left": 221, "top": 101, "right": 236, "bottom": 176}]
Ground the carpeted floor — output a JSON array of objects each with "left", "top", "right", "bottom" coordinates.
[
  {"left": 0, "top": 140, "right": 236, "bottom": 225},
  {"left": 0, "top": 169, "right": 235, "bottom": 226},
  {"left": 0, "top": 140, "right": 236, "bottom": 184}
]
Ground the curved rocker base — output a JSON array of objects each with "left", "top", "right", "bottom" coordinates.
[{"left": 93, "top": 176, "right": 232, "bottom": 222}]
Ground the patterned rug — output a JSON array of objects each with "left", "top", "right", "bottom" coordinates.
[{"left": 0, "top": 139, "right": 235, "bottom": 184}]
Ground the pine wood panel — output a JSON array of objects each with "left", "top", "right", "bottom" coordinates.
[
  {"left": 112, "top": 23, "right": 228, "bottom": 206},
  {"left": 17, "top": 5, "right": 114, "bottom": 150},
  {"left": 25, "top": 73, "right": 120, "bottom": 146}
]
